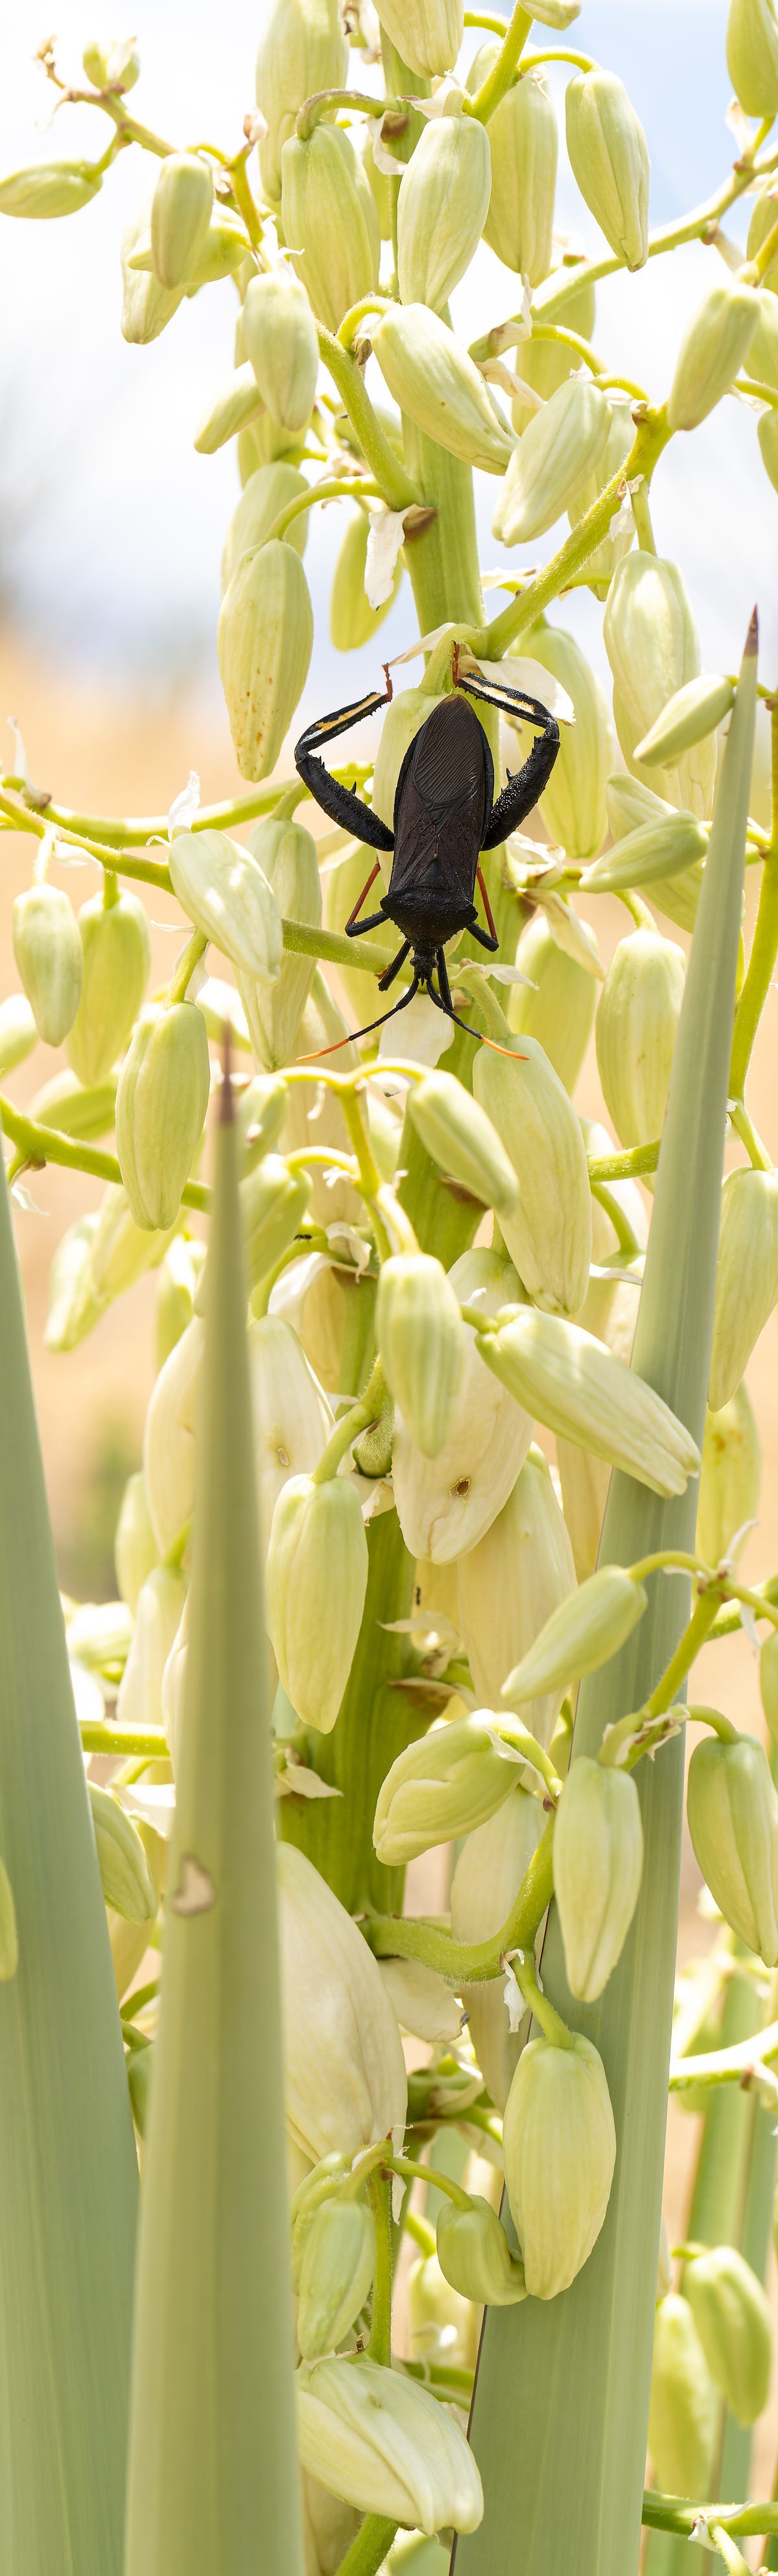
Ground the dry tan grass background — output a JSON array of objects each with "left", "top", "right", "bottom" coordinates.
[{"left": 3, "top": 622, "right": 778, "bottom": 2544}]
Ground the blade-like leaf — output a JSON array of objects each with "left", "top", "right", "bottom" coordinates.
[
  {"left": 0, "top": 1160, "right": 138, "bottom": 2572},
  {"left": 123, "top": 1074, "right": 303, "bottom": 2575},
  {"left": 456, "top": 620, "right": 758, "bottom": 2575}
]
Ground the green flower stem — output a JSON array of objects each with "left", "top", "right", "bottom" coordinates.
[
  {"left": 0, "top": 1092, "right": 210, "bottom": 1211},
  {"left": 166, "top": 929, "right": 207, "bottom": 1005},
  {"left": 480, "top": 408, "right": 672, "bottom": 659},
  {"left": 296, "top": 89, "right": 394, "bottom": 139},
  {"left": 317, "top": 326, "right": 419, "bottom": 512},
  {"left": 281, "top": 918, "right": 397, "bottom": 976},
  {"left": 0, "top": 761, "right": 374, "bottom": 852},
  {"left": 338, "top": 296, "right": 392, "bottom": 350},
  {"left": 669, "top": 2015, "right": 778, "bottom": 2092},
  {"left": 738, "top": 372, "right": 778, "bottom": 405},
  {"left": 465, "top": 4, "right": 534, "bottom": 122},
  {"left": 513, "top": 1952, "right": 575, "bottom": 2048},
  {"left": 749, "top": 209, "right": 778, "bottom": 278},
  {"left": 728, "top": 1095, "right": 773, "bottom": 1171},
  {"left": 266, "top": 476, "right": 381, "bottom": 545},
  {"left": 365, "top": 1814, "right": 554, "bottom": 1987},
  {"left": 311, "top": 1361, "right": 386, "bottom": 1482},
  {"left": 120, "top": 1978, "right": 160, "bottom": 2020},
  {"left": 521, "top": 44, "right": 597, "bottom": 71},
  {"left": 644, "top": 1589, "right": 723, "bottom": 1718},
  {"left": 587, "top": 1138, "right": 660, "bottom": 1182},
  {"left": 628, "top": 1551, "right": 710, "bottom": 1582},
  {"left": 366, "top": 2170, "right": 394, "bottom": 2364},
  {"left": 80, "top": 1722, "right": 168, "bottom": 1757},
  {"left": 336, "top": 2515, "right": 399, "bottom": 2576},
  {"left": 499, "top": 1724, "right": 561, "bottom": 1797},
  {"left": 224, "top": 148, "right": 263, "bottom": 254},
  {"left": 730, "top": 703, "right": 778, "bottom": 1099},
  {"left": 529, "top": 142, "right": 778, "bottom": 320},
  {"left": 388, "top": 2153, "right": 471, "bottom": 2210},
  {"left": 401, "top": 417, "right": 485, "bottom": 634},
  {"left": 589, "top": 1179, "right": 642, "bottom": 1255},
  {"left": 284, "top": 1147, "right": 357, "bottom": 1178},
  {"left": 709, "top": 2527, "right": 750, "bottom": 2576},
  {"left": 642, "top": 2493, "right": 778, "bottom": 2541}
]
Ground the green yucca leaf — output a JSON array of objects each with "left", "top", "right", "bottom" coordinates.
[
  {"left": 456, "top": 619, "right": 758, "bottom": 2576},
  {"left": 0, "top": 1158, "right": 139, "bottom": 2572},
  {"left": 123, "top": 1071, "right": 303, "bottom": 2575}
]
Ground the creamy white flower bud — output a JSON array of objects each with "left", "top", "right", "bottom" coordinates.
[
  {"left": 696, "top": 1382, "right": 760, "bottom": 1568},
  {"left": 150, "top": 152, "right": 213, "bottom": 288},
  {"left": 493, "top": 379, "right": 609, "bottom": 546},
  {"left": 565, "top": 69, "right": 650, "bottom": 269},
  {"left": 144, "top": 1312, "right": 331, "bottom": 1556},
  {"left": 221, "top": 463, "right": 308, "bottom": 594},
  {"left": 297, "top": 2200, "right": 376, "bottom": 2361},
  {"left": 242, "top": 269, "right": 319, "bottom": 434},
  {"left": 237, "top": 817, "right": 322, "bottom": 1070},
  {"left": 371, "top": 305, "right": 514, "bottom": 476},
  {"left": 377, "top": 1253, "right": 466, "bottom": 1459},
  {"left": 727, "top": 0, "right": 778, "bottom": 117},
  {"left": 554, "top": 1756, "right": 644, "bottom": 2001},
  {"left": 255, "top": 0, "right": 348, "bottom": 203},
  {"left": 169, "top": 828, "right": 283, "bottom": 982},
  {"left": 473, "top": 1034, "right": 593, "bottom": 1317},
  {"left": 451, "top": 1789, "right": 546, "bottom": 2109},
  {"left": 458, "top": 1447, "right": 576, "bottom": 1737},
  {"left": 478, "top": 1309, "right": 700, "bottom": 1497},
  {"left": 376, "top": 0, "right": 464, "bottom": 76},
  {"left": 467, "top": 53, "right": 557, "bottom": 284},
  {"left": 281, "top": 124, "right": 380, "bottom": 334},
  {"left": 687, "top": 1733, "right": 778, "bottom": 1963},
  {"left": 407, "top": 1070, "right": 519, "bottom": 1218},
  {"left": 649, "top": 2294, "right": 716, "bottom": 2496},
  {"left": 373, "top": 1707, "right": 523, "bottom": 1866},
  {"left": 508, "top": 915, "right": 596, "bottom": 1098},
  {"left": 296, "top": 2354, "right": 483, "bottom": 2535},
  {"left": 391, "top": 1247, "right": 532, "bottom": 1564},
  {"left": 503, "top": 2028, "right": 617, "bottom": 2297},
  {"left": 116, "top": 1562, "right": 187, "bottom": 1735},
  {"left": 685, "top": 2245, "right": 772, "bottom": 2426},
  {"left": 708, "top": 1165, "right": 778, "bottom": 1412},
  {"left": 634, "top": 673, "right": 735, "bottom": 767},
  {"left": 604, "top": 551, "right": 715, "bottom": 819},
  {"left": 88, "top": 1783, "right": 158, "bottom": 1925},
  {"left": 407, "top": 2249, "right": 478, "bottom": 2371},
  {"left": 523, "top": 623, "right": 612, "bottom": 862},
  {"left": 266, "top": 1471, "right": 368, "bottom": 1733},
  {"left": 595, "top": 928, "right": 685, "bottom": 1156},
  {"left": 397, "top": 108, "right": 491, "bottom": 313},
  {"left": 12, "top": 884, "right": 82, "bottom": 1047},
  {"left": 217, "top": 539, "right": 314, "bottom": 783},
  {"left": 115, "top": 1471, "right": 159, "bottom": 1615},
  {"left": 277, "top": 1842, "right": 407, "bottom": 2164},
  {"left": 502, "top": 1566, "right": 647, "bottom": 1709},
  {"left": 378, "top": 1957, "right": 465, "bottom": 2044},
  {"left": 668, "top": 279, "right": 759, "bottom": 428}
]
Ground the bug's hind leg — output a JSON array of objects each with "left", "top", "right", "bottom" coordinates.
[
  {"left": 378, "top": 939, "right": 412, "bottom": 993},
  {"left": 431, "top": 947, "right": 488, "bottom": 1048}
]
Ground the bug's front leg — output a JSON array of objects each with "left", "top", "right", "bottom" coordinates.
[{"left": 294, "top": 690, "right": 395, "bottom": 852}]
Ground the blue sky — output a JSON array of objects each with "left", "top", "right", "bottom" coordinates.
[{"left": 0, "top": 0, "right": 775, "bottom": 729}]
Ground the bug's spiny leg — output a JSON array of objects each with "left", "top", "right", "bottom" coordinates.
[
  {"left": 378, "top": 939, "right": 412, "bottom": 992},
  {"left": 480, "top": 725, "right": 560, "bottom": 850},
  {"left": 475, "top": 864, "right": 499, "bottom": 946},
  {"left": 436, "top": 947, "right": 455, "bottom": 1016},
  {"left": 345, "top": 860, "right": 381, "bottom": 932}
]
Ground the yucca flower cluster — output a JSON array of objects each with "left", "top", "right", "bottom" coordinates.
[{"left": 2, "top": 3, "right": 778, "bottom": 2573}]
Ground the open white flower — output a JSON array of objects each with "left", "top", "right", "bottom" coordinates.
[{"left": 296, "top": 2355, "right": 484, "bottom": 2535}]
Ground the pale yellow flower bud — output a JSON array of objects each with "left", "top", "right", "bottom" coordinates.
[
  {"left": 451, "top": 1790, "right": 545, "bottom": 2108},
  {"left": 296, "top": 2354, "right": 483, "bottom": 2535},
  {"left": 408, "top": 1069, "right": 519, "bottom": 1217},
  {"left": 242, "top": 269, "right": 319, "bottom": 434},
  {"left": 377, "top": 1253, "right": 466, "bottom": 1459},
  {"left": 760, "top": 1624, "right": 778, "bottom": 1742},
  {"left": 397, "top": 108, "right": 491, "bottom": 314},
  {"left": 727, "top": 0, "right": 778, "bottom": 116},
  {"left": 649, "top": 2294, "right": 716, "bottom": 2496},
  {"left": 67, "top": 887, "right": 150, "bottom": 1086},
  {"left": 121, "top": 195, "right": 183, "bottom": 344},
  {"left": 0, "top": 992, "right": 36, "bottom": 1077},
  {"left": 374, "top": 1707, "right": 523, "bottom": 1866},
  {"left": 297, "top": 2200, "right": 376, "bottom": 2361},
  {"left": 144, "top": 1311, "right": 331, "bottom": 1556},
  {"left": 217, "top": 538, "right": 314, "bottom": 782},
  {"left": 371, "top": 305, "right": 514, "bottom": 476},
  {"left": 708, "top": 1166, "right": 778, "bottom": 1412},
  {"left": 237, "top": 817, "right": 322, "bottom": 1069},
  {"left": 510, "top": 283, "right": 596, "bottom": 436},
  {"left": 685, "top": 2246, "right": 772, "bottom": 2426},
  {"left": 330, "top": 507, "right": 402, "bottom": 652},
  {"left": 255, "top": 0, "right": 348, "bottom": 203},
  {"left": 0, "top": 159, "right": 102, "bottom": 218},
  {"left": 407, "top": 2249, "right": 478, "bottom": 2371},
  {"left": 277, "top": 1842, "right": 407, "bottom": 2163},
  {"left": 567, "top": 395, "right": 635, "bottom": 593},
  {"left": 114, "top": 1471, "right": 159, "bottom": 1616},
  {"left": 696, "top": 1382, "right": 760, "bottom": 1568},
  {"left": 668, "top": 279, "right": 759, "bottom": 430},
  {"left": 687, "top": 1733, "right": 778, "bottom": 1963},
  {"left": 473, "top": 1033, "right": 593, "bottom": 1317},
  {"left": 604, "top": 551, "right": 715, "bottom": 819},
  {"left": 115, "top": 1000, "right": 210, "bottom": 1232},
  {"left": 194, "top": 364, "right": 266, "bottom": 457},
  {"left": 582, "top": 810, "right": 707, "bottom": 897},
  {"left": 467, "top": 53, "right": 557, "bottom": 284},
  {"left": 88, "top": 1783, "right": 158, "bottom": 1925},
  {"left": 508, "top": 915, "right": 596, "bottom": 1098},
  {"left": 12, "top": 884, "right": 82, "bottom": 1047},
  {"left": 391, "top": 1246, "right": 532, "bottom": 1565},
  {"left": 458, "top": 1446, "right": 576, "bottom": 1735},
  {"left": 117, "top": 1563, "right": 187, "bottom": 1736},
  {"left": 502, "top": 1565, "right": 647, "bottom": 1709},
  {"left": 377, "top": 0, "right": 464, "bottom": 76},
  {"left": 554, "top": 1756, "right": 644, "bottom": 2001},
  {"left": 565, "top": 69, "right": 650, "bottom": 269},
  {"left": 281, "top": 124, "right": 380, "bottom": 334},
  {"left": 150, "top": 152, "right": 213, "bottom": 288},
  {"left": 595, "top": 928, "right": 685, "bottom": 1154},
  {"left": 437, "top": 2195, "right": 526, "bottom": 2305},
  {"left": 522, "top": 624, "right": 611, "bottom": 861},
  {"left": 503, "top": 2027, "right": 617, "bottom": 2297},
  {"left": 169, "top": 828, "right": 283, "bottom": 983},
  {"left": 478, "top": 1309, "right": 700, "bottom": 1497},
  {"left": 494, "top": 377, "right": 609, "bottom": 548},
  {"left": 266, "top": 1473, "right": 368, "bottom": 1732},
  {"left": 221, "top": 463, "right": 308, "bottom": 594}
]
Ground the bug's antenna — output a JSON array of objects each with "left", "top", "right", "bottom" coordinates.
[{"left": 297, "top": 976, "right": 422, "bottom": 1061}]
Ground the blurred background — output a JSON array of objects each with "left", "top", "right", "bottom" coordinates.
[{"left": 2, "top": 3, "right": 778, "bottom": 2521}]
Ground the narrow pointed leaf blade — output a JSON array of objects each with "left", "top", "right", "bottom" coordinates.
[
  {"left": 124, "top": 1079, "right": 303, "bottom": 2575},
  {"left": 456, "top": 624, "right": 758, "bottom": 2576},
  {"left": 0, "top": 1160, "right": 138, "bottom": 2573}
]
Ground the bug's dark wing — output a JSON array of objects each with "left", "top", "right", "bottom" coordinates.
[{"left": 388, "top": 697, "right": 492, "bottom": 906}]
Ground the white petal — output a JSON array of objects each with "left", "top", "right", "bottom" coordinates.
[
  {"left": 365, "top": 508, "right": 407, "bottom": 610},
  {"left": 168, "top": 769, "right": 202, "bottom": 839}
]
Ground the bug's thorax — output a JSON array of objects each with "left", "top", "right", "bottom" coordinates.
[{"left": 386, "top": 694, "right": 491, "bottom": 948}]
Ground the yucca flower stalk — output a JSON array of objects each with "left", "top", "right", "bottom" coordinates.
[{"left": 5, "top": 7, "right": 778, "bottom": 2575}]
